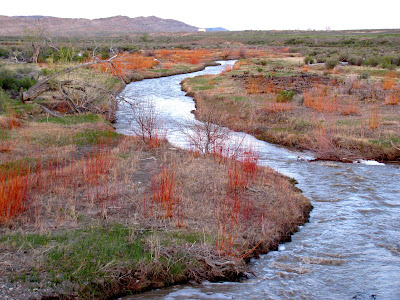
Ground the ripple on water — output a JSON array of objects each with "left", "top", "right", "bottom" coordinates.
[
  {"left": 301, "top": 256, "right": 346, "bottom": 266},
  {"left": 376, "top": 242, "right": 400, "bottom": 256}
]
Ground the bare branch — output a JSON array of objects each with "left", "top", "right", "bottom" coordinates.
[
  {"left": 180, "top": 109, "right": 230, "bottom": 154},
  {"left": 391, "top": 141, "right": 400, "bottom": 151},
  {"left": 37, "top": 104, "right": 64, "bottom": 118},
  {"left": 129, "top": 99, "right": 165, "bottom": 141},
  {"left": 22, "top": 56, "right": 119, "bottom": 101}
]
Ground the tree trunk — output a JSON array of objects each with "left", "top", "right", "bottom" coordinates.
[
  {"left": 32, "top": 44, "right": 40, "bottom": 64},
  {"left": 22, "top": 55, "right": 119, "bottom": 102},
  {"left": 22, "top": 79, "right": 56, "bottom": 101}
]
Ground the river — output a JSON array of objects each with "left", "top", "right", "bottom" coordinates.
[{"left": 115, "top": 61, "right": 400, "bottom": 300}]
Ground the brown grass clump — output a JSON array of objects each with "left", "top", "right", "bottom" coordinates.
[
  {"left": 369, "top": 103, "right": 380, "bottom": 129},
  {"left": 384, "top": 90, "right": 399, "bottom": 105},
  {"left": 303, "top": 85, "right": 338, "bottom": 112},
  {"left": 0, "top": 115, "right": 22, "bottom": 130}
]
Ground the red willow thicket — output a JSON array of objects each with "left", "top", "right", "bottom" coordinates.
[
  {"left": 155, "top": 49, "right": 212, "bottom": 65},
  {"left": 0, "top": 167, "right": 31, "bottom": 223},
  {"left": 90, "top": 53, "right": 159, "bottom": 77},
  {"left": 216, "top": 148, "right": 260, "bottom": 255},
  {"left": 245, "top": 76, "right": 295, "bottom": 114},
  {"left": 150, "top": 163, "right": 183, "bottom": 226},
  {"left": 303, "top": 84, "right": 338, "bottom": 112},
  {"left": 0, "top": 142, "right": 117, "bottom": 224}
]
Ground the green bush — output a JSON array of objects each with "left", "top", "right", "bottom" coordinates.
[
  {"left": 0, "top": 69, "right": 37, "bottom": 93},
  {"left": 325, "top": 58, "right": 338, "bottom": 69},
  {"left": 73, "top": 51, "right": 89, "bottom": 62},
  {"left": 316, "top": 55, "right": 327, "bottom": 63},
  {"left": 0, "top": 48, "right": 8, "bottom": 58},
  {"left": 276, "top": 90, "right": 295, "bottom": 102},
  {"left": 362, "top": 56, "right": 379, "bottom": 67},
  {"left": 348, "top": 56, "right": 363, "bottom": 66},
  {"left": 304, "top": 56, "right": 314, "bottom": 64},
  {"left": 99, "top": 51, "right": 110, "bottom": 60}
]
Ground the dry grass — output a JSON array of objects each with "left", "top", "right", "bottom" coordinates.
[
  {"left": 0, "top": 117, "right": 310, "bottom": 299},
  {"left": 0, "top": 114, "right": 310, "bottom": 252},
  {"left": 183, "top": 57, "right": 400, "bottom": 162}
]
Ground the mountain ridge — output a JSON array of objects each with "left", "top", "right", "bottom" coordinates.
[{"left": 0, "top": 15, "right": 199, "bottom": 36}]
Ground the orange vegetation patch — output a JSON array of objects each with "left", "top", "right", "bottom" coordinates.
[
  {"left": 384, "top": 90, "right": 399, "bottom": 105},
  {"left": 154, "top": 49, "right": 215, "bottom": 64},
  {"left": 0, "top": 168, "right": 30, "bottom": 223},
  {"left": 0, "top": 115, "right": 22, "bottom": 130},
  {"left": 264, "top": 101, "right": 294, "bottom": 113},
  {"left": 0, "top": 142, "right": 117, "bottom": 224},
  {"left": 90, "top": 52, "right": 159, "bottom": 76},
  {"left": 303, "top": 84, "right": 338, "bottom": 112}
]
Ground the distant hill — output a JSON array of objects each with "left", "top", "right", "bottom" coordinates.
[
  {"left": 205, "top": 27, "right": 229, "bottom": 32},
  {"left": 0, "top": 15, "right": 199, "bottom": 36}
]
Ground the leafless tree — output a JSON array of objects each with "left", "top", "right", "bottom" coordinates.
[
  {"left": 128, "top": 99, "right": 165, "bottom": 142},
  {"left": 20, "top": 55, "right": 121, "bottom": 120},
  {"left": 23, "top": 26, "right": 46, "bottom": 63},
  {"left": 180, "top": 109, "right": 230, "bottom": 154}
]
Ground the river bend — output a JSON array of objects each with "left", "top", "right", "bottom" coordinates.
[{"left": 115, "top": 61, "right": 400, "bottom": 300}]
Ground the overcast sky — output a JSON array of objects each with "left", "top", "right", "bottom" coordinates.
[{"left": 2, "top": 0, "right": 399, "bottom": 31}]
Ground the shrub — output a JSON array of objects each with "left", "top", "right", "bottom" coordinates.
[
  {"left": 348, "top": 56, "right": 363, "bottom": 66},
  {"left": 304, "top": 56, "right": 314, "bottom": 64},
  {"left": 276, "top": 90, "right": 295, "bottom": 102},
  {"left": 339, "top": 53, "right": 349, "bottom": 62},
  {"left": 316, "top": 55, "right": 327, "bottom": 63},
  {"left": 325, "top": 58, "right": 338, "bottom": 69},
  {"left": 359, "top": 72, "right": 370, "bottom": 79},
  {"left": 0, "top": 69, "right": 37, "bottom": 93},
  {"left": 0, "top": 48, "right": 9, "bottom": 58},
  {"left": 362, "top": 56, "right": 379, "bottom": 67}
]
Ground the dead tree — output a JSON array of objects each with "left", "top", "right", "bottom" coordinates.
[
  {"left": 23, "top": 26, "right": 46, "bottom": 64},
  {"left": 180, "top": 108, "right": 230, "bottom": 154},
  {"left": 20, "top": 56, "right": 122, "bottom": 121},
  {"left": 22, "top": 55, "right": 119, "bottom": 101},
  {"left": 127, "top": 99, "right": 165, "bottom": 142}
]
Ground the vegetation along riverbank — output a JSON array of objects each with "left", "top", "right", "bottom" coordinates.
[
  {"left": 182, "top": 55, "right": 400, "bottom": 162},
  {"left": 3, "top": 28, "right": 399, "bottom": 298},
  {"left": 1, "top": 42, "right": 312, "bottom": 299}
]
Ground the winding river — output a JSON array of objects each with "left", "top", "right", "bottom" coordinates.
[{"left": 115, "top": 61, "right": 400, "bottom": 300}]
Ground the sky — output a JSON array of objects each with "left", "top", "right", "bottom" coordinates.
[{"left": 1, "top": 0, "right": 399, "bottom": 31}]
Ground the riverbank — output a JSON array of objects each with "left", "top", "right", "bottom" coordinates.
[
  {"left": 1, "top": 63, "right": 312, "bottom": 299},
  {"left": 181, "top": 58, "right": 400, "bottom": 162}
]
